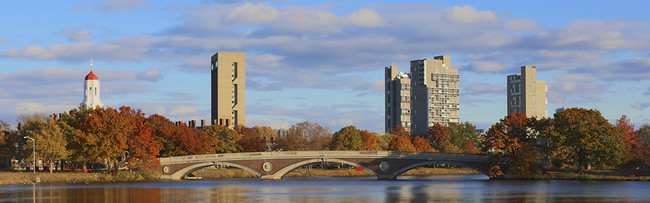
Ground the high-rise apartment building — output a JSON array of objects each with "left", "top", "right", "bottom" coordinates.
[
  {"left": 409, "top": 56, "right": 460, "bottom": 135},
  {"left": 385, "top": 66, "right": 411, "bottom": 133},
  {"left": 507, "top": 66, "right": 547, "bottom": 118},
  {"left": 211, "top": 52, "right": 245, "bottom": 127}
]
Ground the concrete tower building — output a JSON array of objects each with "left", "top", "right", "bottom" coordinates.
[
  {"left": 211, "top": 52, "right": 245, "bottom": 127},
  {"left": 385, "top": 66, "right": 411, "bottom": 133},
  {"left": 507, "top": 66, "right": 548, "bottom": 118},
  {"left": 409, "top": 56, "right": 460, "bottom": 136},
  {"left": 80, "top": 60, "right": 104, "bottom": 109}
]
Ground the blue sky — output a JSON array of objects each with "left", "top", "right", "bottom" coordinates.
[{"left": 1, "top": 0, "right": 649, "bottom": 132}]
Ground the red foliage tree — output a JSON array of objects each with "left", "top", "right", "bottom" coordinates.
[
  {"left": 411, "top": 136, "right": 434, "bottom": 152},
  {"left": 616, "top": 115, "right": 645, "bottom": 167}
]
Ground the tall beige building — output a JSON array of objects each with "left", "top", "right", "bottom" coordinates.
[
  {"left": 385, "top": 66, "right": 411, "bottom": 133},
  {"left": 507, "top": 66, "right": 547, "bottom": 118},
  {"left": 410, "top": 56, "right": 460, "bottom": 135},
  {"left": 211, "top": 52, "right": 245, "bottom": 126}
]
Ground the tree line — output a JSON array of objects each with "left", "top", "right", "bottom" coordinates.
[
  {"left": 1, "top": 106, "right": 647, "bottom": 178},
  {"left": 483, "top": 108, "right": 650, "bottom": 178}
]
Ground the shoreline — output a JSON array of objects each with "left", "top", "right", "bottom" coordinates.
[{"left": 1, "top": 168, "right": 647, "bottom": 186}]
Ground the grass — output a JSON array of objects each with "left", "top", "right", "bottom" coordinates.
[{"left": 0, "top": 171, "right": 162, "bottom": 185}]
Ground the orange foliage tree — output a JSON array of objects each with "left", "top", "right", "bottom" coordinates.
[
  {"left": 616, "top": 115, "right": 645, "bottom": 167},
  {"left": 236, "top": 126, "right": 267, "bottom": 152},
  {"left": 360, "top": 130, "right": 380, "bottom": 150},
  {"left": 411, "top": 136, "right": 434, "bottom": 152},
  {"left": 388, "top": 135, "right": 416, "bottom": 151},
  {"left": 119, "top": 106, "right": 162, "bottom": 171},
  {"left": 482, "top": 113, "right": 539, "bottom": 178}
]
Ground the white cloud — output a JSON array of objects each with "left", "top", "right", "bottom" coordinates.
[
  {"left": 95, "top": 0, "right": 149, "bottom": 11},
  {"left": 503, "top": 18, "right": 539, "bottom": 31},
  {"left": 227, "top": 3, "right": 279, "bottom": 23},
  {"left": 136, "top": 68, "right": 162, "bottom": 81},
  {"left": 168, "top": 106, "right": 198, "bottom": 116},
  {"left": 465, "top": 82, "right": 505, "bottom": 94},
  {"left": 15, "top": 103, "right": 76, "bottom": 116},
  {"left": 554, "top": 73, "right": 597, "bottom": 82},
  {"left": 57, "top": 27, "right": 92, "bottom": 41},
  {"left": 1, "top": 42, "right": 148, "bottom": 62},
  {"left": 466, "top": 61, "right": 507, "bottom": 72},
  {"left": 442, "top": 5, "right": 498, "bottom": 23},
  {"left": 343, "top": 8, "right": 385, "bottom": 27},
  {"left": 631, "top": 102, "right": 650, "bottom": 110}
]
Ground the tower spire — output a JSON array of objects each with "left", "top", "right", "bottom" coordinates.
[{"left": 90, "top": 59, "right": 94, "bottom": 71}]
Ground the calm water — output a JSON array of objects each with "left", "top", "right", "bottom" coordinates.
[{"left": 2, "top": 175, "right": 650, "bottom": 202}]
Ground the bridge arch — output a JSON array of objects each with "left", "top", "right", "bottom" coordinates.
[
  {"left": 168, "top": 161, "right": 262, "bottom": 180},
  {"left": 261, "top": 158, "right": 378, "bottom": 180},
  {"left": 388, "top": 160, "right": 489, "bottom": 179}
]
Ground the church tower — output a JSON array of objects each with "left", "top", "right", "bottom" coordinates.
[{"left": 80, "top": 60, "right": 104, "bottom": 109}]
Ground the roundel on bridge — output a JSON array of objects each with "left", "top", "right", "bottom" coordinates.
[
  {"left": 262, "top": 162, "right": 273, "bottom": 172},
  {"left": 379, "top": 161, "right": 390, "bottom": 172},
  {"left": 163, "top": 166, "right": 171, "bottom": 174}
]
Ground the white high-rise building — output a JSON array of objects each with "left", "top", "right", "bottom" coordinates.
[
  {"left": 410, "top": 56, "right": 460, "bottom": 135},
  {"left": 80, "top": 60, "right": 104, "bottom": 109}
]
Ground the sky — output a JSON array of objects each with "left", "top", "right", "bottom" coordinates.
[{"left": 1, "top": 0, "right": 649, "bottom": 132}]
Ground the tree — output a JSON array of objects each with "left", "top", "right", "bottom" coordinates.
[
  {"left": 391, "top": 125, "right": 409, "bottom": 137},
  {"left": 203, "top": 125, "right": 242, "bottom": 153},
  {"left": 482, "top": 113, "right": 540, "bottom": 178},
  {"left": 388, "top": 135, "right": 416, "bottom": 151},
  {"left": 411, "top": 136, "right": 434, "bottom": 152},
  {"left": 360, "top": 130, "right": 380, "bottom": 151},
  {"left": 288, "top": 121, "right": 332, "bottom": 150},
  {"left": 275, "top": 133, "right": 308, "bottom": 151},
  {"left": 237, "top": 126, "right": 267, "bottom": 152},
  {"left": 553, "top": 108, "right": 625, "bottom": 174},
  {"left": 119, "top": 106, "right": 162, "bottom": 171},
  {"left": 329, "top": 126, "right": 364, "bottom": 150},
  {"left": 636, "top": 124, "right": 650, "bottom": 167},
  {"left": 22, "top": 118, "right": 70, "bottom": 173},
  {"left": 615, "top": 115, "right": 644, "bottom": 167},
  {"left": 448, "top": 122, "right": 481, "bottom": 152},
  {"left": 426, "top": 123, "right": 452, "bottom": 152}
]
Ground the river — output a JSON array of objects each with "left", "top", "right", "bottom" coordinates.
[{"left": 1, "top": 175, "right": 650, "bottom": 202}]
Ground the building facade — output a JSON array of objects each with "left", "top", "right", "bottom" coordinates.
[
  {"left": 409, "top": 56, "right": 460, "bottom": 135},
  {"left": 80, "top": 60, "right": 104, "bottom": 109},
  {"left": 385, "top": 66, "right": 411, "bottom": 133},
  {"left": 507, "top": 66, "right": 548, "bottom": 118},
  {"left": 211, "top": 52, "right": 246, "bottom": 127}
]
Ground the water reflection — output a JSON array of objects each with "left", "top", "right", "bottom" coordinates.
[{"left": 1, "top": 175, "right": 650, "bottom": 202}]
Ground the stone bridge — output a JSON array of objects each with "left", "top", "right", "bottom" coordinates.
[{"left": 156, "top": 151, "right": 490, "bottom": 180}]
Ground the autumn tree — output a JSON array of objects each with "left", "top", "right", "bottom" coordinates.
[
  {"left": 426, "top": 123, "right": 452, "bottom": 152},
  {"left": 329, "top": 126, "right": 364, "bottom": 150},
  {"left": 448, "top": 122, "right": 481, "bottom": 152},
  {"left": 287, "top": 121, "right": 332, "bottom": 151},
  {"left": 20, "top": 117, "right": 70, "bottom": 173},
  {"left": 388, "top": 135, "right": 416, "bottom": 151},
  {"left": 482, "top": 113, "right": 540, "bottom": 178},
  {"left": 375, "top": 133, "right": 395, "bottom": 150},
  {"left": 203, "top": 125, "right": 242, "bottom": 153},
  {"left": 276, "top": 133, "right": 307, "bottom": 151},
  {"left": 119, "top": 106, "right": 162, "bottom": 171},
  {"left": 552, "top": 108, "right": 624, "bottom": 174},
  {"left": 391, "top": 125, "right": 409, "bottom": 137},
  {"left": 638, "top": 124, "right": 650, "bottom": 166},
  {"left": 237, "top": 126, "right": 267, "bottom": 152},
  {"left": 148, "top": 114, "right": 217, "bottom": 157},
  {"left": 411, "top": 136, "right": 434, "bottom": 152},
  {"left": 615, "top": 115, "right": 644, "bottom": 167},
  {"left": 360, "top": 130, "right": 380, "bottom": 151}
]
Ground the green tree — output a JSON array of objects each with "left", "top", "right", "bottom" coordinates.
[
  {"left": 448, "top": 122, "right": 481, "bottom": 152},
  {"left": 203, "top": 125, "right": 242, "bottom": 153},
  {"left": 329, "top": 126, "right": 364, "bottom": 150},
  {"left": 29, "top": 118, "right": 70, "bottom": 173},
  {"left": 553, "top": 108, "right": 625, "bottom": 174}
]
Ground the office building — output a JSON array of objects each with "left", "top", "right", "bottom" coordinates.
[
  {"left": 409, "top": 56, "right": 460, "bottom": 135},
  {"left": 385, "top": 66, "right": 411, "bottom": 133},
  {"left": 211, "top": 52, "right": 246, "bottom": 127},
  {"left": 507, "top": 66, "right": 548, "bottom": 118}
]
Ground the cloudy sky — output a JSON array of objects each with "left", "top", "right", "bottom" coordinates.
[{"left": 1, "top": 0, "right": 649, "bottom": 132}]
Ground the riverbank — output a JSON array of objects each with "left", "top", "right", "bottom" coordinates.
[
  {"left": 0, "top": 171, "right": 160, "bottom": 185},
  {"left": 540, "top": 169, "right": 649, "bottom": 181}
]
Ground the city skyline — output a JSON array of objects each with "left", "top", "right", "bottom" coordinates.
[{"left": 1, "top": 0, "right": 649, "bottom": 132}]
